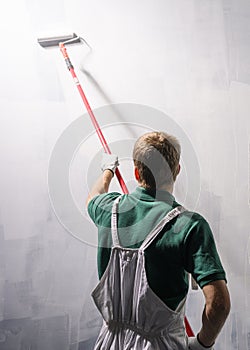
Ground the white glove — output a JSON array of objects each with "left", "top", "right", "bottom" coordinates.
[
  {"left": 188, "top": 336, "right": 214, "bottom": 350},
  {"left": 101, "top": 153, "right": 119, "bottom": 174}
]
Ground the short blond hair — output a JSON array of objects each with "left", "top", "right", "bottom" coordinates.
[{"left": 133, "top": 131, "right": 181, "bottom": 189}]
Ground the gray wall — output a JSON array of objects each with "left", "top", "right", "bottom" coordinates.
[{"left": 0, "top": 0, "right": 250, "bottom": 349}]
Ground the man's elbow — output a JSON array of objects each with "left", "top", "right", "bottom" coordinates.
[
  {"left": 209, "top": 298, "right": 231, "bottom": 320},
  {"left": 203, "top": 280, "right": 231, "bottom": 322},
  {"left": 207, "top": 286, "right": 231, "bottom": 322},
  {"left": 86, "top": 193, "right": 94, "bottom": 208},
  {"left": 221, "top": 296, "right": 231, "bottom": 317}
]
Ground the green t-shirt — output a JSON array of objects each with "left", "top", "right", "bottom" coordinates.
[{"left": 88, "top": 187, "right": 226, "bottom": 310}]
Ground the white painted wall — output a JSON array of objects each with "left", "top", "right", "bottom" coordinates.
[{"left": 0, "top": 0, "right": 250, "bottom": 348}]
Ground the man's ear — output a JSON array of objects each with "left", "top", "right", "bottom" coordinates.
[
  {"left": 177, "top": 164, "right": 181, "bottom": 175},
  {"left": 134, "top": 167, "right": 140, "bottom": 181}
]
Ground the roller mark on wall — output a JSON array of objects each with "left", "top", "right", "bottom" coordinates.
[
  {"left": 0, "top": 315, "right": 69, "bottom": 349},
  {"left": 231, "top": 313, "right": 238, "bottom": 349}
]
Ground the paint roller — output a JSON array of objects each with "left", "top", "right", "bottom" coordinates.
[{"left": 37, "top": 33, "right": 195, "bottom": 337}]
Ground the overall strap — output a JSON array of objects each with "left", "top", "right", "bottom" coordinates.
[
  {"left": 111, "top": 196, "right": 123, "bottom": 247},
  {"left": 140, "top": 206, "right": 185, "bottom": 251}
]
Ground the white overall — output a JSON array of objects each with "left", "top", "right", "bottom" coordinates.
[{"left": 92, "top": 196, "right": 188, "bottom": 350}]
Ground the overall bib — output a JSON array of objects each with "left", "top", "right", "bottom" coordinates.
[{"left": 92, "top": 196, "right": 188, "bottom": 350}]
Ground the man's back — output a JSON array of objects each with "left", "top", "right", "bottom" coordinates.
[{"left": 88, "top": 186, "right": 226, "bottom": 311}]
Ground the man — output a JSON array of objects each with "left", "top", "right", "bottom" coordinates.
[{"left": 87, "top": 131, "right": 230, "bottom": 349}]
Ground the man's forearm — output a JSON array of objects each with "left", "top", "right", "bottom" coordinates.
[
  {"left": 86, "top": 170, "right": 114, "bottom": 206},
  {"left": 198, "top": 281, "right": 231, "bottom": 347},
  {"left": 198, "top": 304, "right": 228, "bottom": 346}
]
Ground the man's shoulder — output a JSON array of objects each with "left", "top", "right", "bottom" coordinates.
[
  {"left": 87, "top": 191, "right": 122, "bottom": 223},
  {"left": 175, "top": 208, "right": 211, "bottom": 233},
  {"left": 181, "top": 209, "right": 207, "bottom": 222}
]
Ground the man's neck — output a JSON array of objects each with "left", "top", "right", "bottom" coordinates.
[
  {"left": 138, "top": 183, "right": 174, "bottom": 194},
  {"left": 159, "top": 183, "right": 174, "bottom": 194}
]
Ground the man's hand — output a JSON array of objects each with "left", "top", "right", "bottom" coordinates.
[
  {"left": 101, "top": 153, "right": 119, "bottom": 174},
  {"left": 188, "top": 336, "right": 214, "bottom": 350}
]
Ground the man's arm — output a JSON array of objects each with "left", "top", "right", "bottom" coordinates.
[
  {"left": 188, "top": 280, "right": 230, "bottom": 349},
  {"left": 198, "top": 280, "right": 230, "bottom": 347},
  {"left": 86, "top": 153, "right": 119, "bottom": 207},
  {"left": 188, "top": 280, "right": 230, "bottom": 350},
  {"left": 86, "top": 169, "right": 114, "bottom": 207}
]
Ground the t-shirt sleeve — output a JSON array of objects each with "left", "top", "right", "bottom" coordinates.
[
  {"left": 87, "top": 192, "right": 121, "bottom": 226},
  {"left": 183, "top": 216, "right": 227, "bottom": 288}
]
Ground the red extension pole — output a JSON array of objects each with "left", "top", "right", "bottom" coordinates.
[
  {"left": 59, "top": 43, "right": 194, "bottom": 337},
  {"left": 59, "top": 43, "right": 129, "bottom": 194}
]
